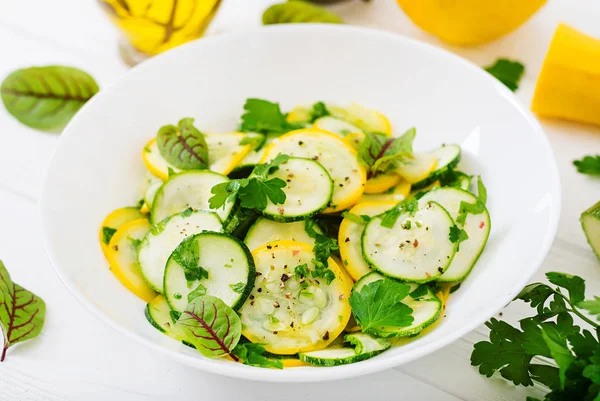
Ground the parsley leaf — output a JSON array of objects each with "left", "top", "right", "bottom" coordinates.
[
  {"left": 239, "top": 134, "right": 265, "bottom": 150},
  {"left": 349, "top": 278, "right": 414, "bottom": 332},
  {"left": 573, "top": 155, "right": 600, "bottom": 176},
  {"left": 171, "top": 238, "right": 209, "bottom": 283},
  {"left": 456, "top": 176, "right": 487, "bottom": 225},
  {"left": 209, "top": 154, "right": 289, "bottom": 211},
  {"left": 579, "top": 297, "right": 600, "bottom": 321},
  {"left": 304, "top": 219, "right": 338, "bottom": 284},
  {"left": 341, "top": 212, "right": 371, "bottom": 225},
  {"left": 240, "top": 98, "right": 301, "bottom": 135},
  {"left": 449, "top": 225, "right": 469, "bottom": 251},
  {"left": 232, "top": 342, "right": 283, "bottom": 369},
  {"left": 309, "top": 101, "right": 330, "bottom": 122},
  {"left": 101, "top": 226, "right": 117, "bottom": 245},
  {"left": 546, "top": 272, "right": 586, "bottom": 304},
  {"left": 294, "top": 263, "right": 309, "bottom": 280},
  {"left": 484, "top": 58, "right": 525, "bottom": 92},
  {"left": 358, "top": 129, "right": 416, "bottom": 177},
  {"left": 380, "top": 198, "right": 418, "bottom": 228}
]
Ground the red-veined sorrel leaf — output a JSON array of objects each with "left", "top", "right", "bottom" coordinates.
[
  {"left": 1, "top": 66, "right": 99, "bottom": 132},
  {"left": 157, "top": 118, "right": 209, "bottom": 170},
  {"left": 175, "top": 295, "right": 241, "bottom": 360},
  {"left": 0, "top": 260, "right": 46, "bottom": 362}
]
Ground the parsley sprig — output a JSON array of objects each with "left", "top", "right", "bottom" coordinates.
[
  {"left": 573, "top": 155, "right": 600, "bottom": 176},
  {"left": 240, "top": 98, "right": 302, "bottom": 135},
  {"left": 304, "top": 219, "right": 338, "bottom": 284},
  {"left": 357, "top": 128, "right": 415, "bottom": 178},
  {"left": 209, "top": 154, "right": 290, "bottom": 211},
  {"left": 472, "top": 272, "right": 600, "bottom": 400}
]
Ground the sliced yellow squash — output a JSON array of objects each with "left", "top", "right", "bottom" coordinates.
[
  {"left": 99, "top": 207, "right": 146, "bottom": 259},
  {"left": 313, "top": 116, "right": 363, "bottom": 138},
  {"left": 360, "top": 179, "right": 411, "bottom": 203},
  {"left": 344, "top": 131, "right": 366, "bottom": 151},
  {"left": 394, "top": 153, "right": 438, "bottom": 184},
  {"left": 532, "top": 24, "right": 600, "bottom": 127},
  {"left": 364, "top": 172, "right": 402, "bottom": 194},
  {"left": 261, "top": 128, "right": 366, "bottom": 213},
  {"left": 282, "top": 359, "right": 312, "bottom": 368},
  {"left": 142, "top": 138, "right": 179, "bottom": 180},
  {"left": 331, "top": 103, "right": 392, "bottom": 135},
  {"left": 106, "top": 218, "right": 157, "bottom": 302},
  {"left": 204, "top": 132, "right": 252, "bottom": 175},
  {"left": 338, "top": 201, "right": 397, "bottom": 281},
  {"left": 239, "top": 240, "right": 352, "bottom": 355},
  {"left": 286, "top": 104, "right": 312, "bottom": 124}
]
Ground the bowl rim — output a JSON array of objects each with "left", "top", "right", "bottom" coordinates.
[{"left": 40, "top": 23, "right": 561, "bottom": 382}]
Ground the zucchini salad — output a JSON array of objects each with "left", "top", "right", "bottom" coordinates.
[{"left": 99, "top": 99, "right": 491, "bottom": 369}]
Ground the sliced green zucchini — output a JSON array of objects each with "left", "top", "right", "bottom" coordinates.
[
  {"left": 164, "top": 232, "right": 255, "bottom": 312},
  {"left": 138, "top": 209, "right": 223, "bottom": 293},
  {"left": 298, "top": 332, "right": 390, "bottom": 366},
  {"left": 239, "top": 240, "right": 353, "bottom": 355},
  {"left": 244, "top": 217, "right": 322, "bottom": 251},
  {"left": 394, "top": 153, "right": 438, "bottom": 184},
  {"left": 353, "top": 272, "right": 442, "bottom": 337},
  {"left": 442, "top": 171, "right": 471, "bottom": 191},
  {"left": 145, "top": 294, "right": 186, "bottom": 341},
  {"left": 411, "top": 145, "right": 461, "bottom": 190},
  {"left": 261, "top": 157, "right": 333, "bottom": 222},
  {"left": 204, "top": 132, "right": 252, "bottom": 175},
  {"left": 222, "top": 206, "right": 259, "bottom": 238},
  {"left": 151, "top": 170, "right": 234, "bottom": 224},
  {"left": 362, "top": 201, "right": 457, "bottom": 282},
  {"left": 144, "top": 174, "right": 163, "bottom": 210},
  {"left": 418, "top": 187, "right": 490, "bottom": 282},
  {"left": 313, "top": 116, "right": 363, "bottom": 138},
  {"left": 581, "top": 201, "right": 600, "bottom": 260},
  {"left": 262, "top": 129, "right": 366, "bottom": 213}
]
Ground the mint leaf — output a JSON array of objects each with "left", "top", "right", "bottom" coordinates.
[
  {"left": 171, "top": 238, "right": 209, "bottom": 283},
  {"left": 341, "top": 212, "right": 371, "bottom": 225},
  {"left": 484, "top": 59, "right": 525, "bottom": 92},
  {"left": 175, "top": 296, "right": 241, "bottom": 360},
  {"left": 232, "top": 342, "right": 283, "bottom": 369},
  {"left": 157, "top": 118, "right": 208, "bottom": 170},
  {"left": 240, "top": 99, "right": 301, "bottom": 135},
  {"left": 187, "top": 284, "right": 207, "bottom": 303},
  {"left": 573, "top": 155, "right": 600, "bottom": 176},
  {"left": 349, "top": 278, "right": 413, "bottom": 332},
  {"left": 102, "top": 226, "right": 117, "bottom": 245},
  {"left": 0, "top": 261, "right": 46, "bottom": 362}
]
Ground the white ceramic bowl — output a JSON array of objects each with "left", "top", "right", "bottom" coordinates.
[{"left": 41, "top": 25, "right": 560, "bottom": 382}]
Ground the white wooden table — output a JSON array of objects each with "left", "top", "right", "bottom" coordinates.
[{"left": 1, "top": 1, "right": 599, "bottom": 400}]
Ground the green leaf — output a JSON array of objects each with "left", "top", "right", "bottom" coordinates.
[
  {"left": 573, "top": 155, "right": 600, "bottom": 176},
  {"left": 209, "top": 181, "right": 241, "bottom": 210},
  {"left": 456, "top": 176, "right": 487, "bottom": 225},
  {"left": 0, "top": 261, "right": 46, "bottom": 362},
  {"left": 157, "top": 118, "right": 208, "bottom": 170},
  {"left": 309, "top": 101, "right": 330, "bottom": 122},
  {"left": 294, "top": 263, "right": 309, "bottom": 281},
  {"left": 516, "top": 283, "right": 556, "bottom": 314},
  {"left": 380, "top": 198, "right": 418, "bottom": 228},
  {"left": 541, "top": 325, "right": 576, "bottom": 387},
  {"left": 580, "top": 297, "right": 600, "bottom": 321},
  {"left": 169, "top": 310, "right": 181, "bottom": 324},
  {"left": 349, "top": 278, "right": 413, "bottom": 332},
  {"left": 483, "top": 58, "right": 525, "bottom": 92},
  {"left": 409, "top": 284, "right": 429, "bottom": 299},
  {"left": 231, "top": 341, "right": 283, "bottom": 369},
  {"left": 187, "top": 284, "right": 207, "bottom": 303},
  {"left": 341, "top": 212, "right": 371, "bottom": 225},
  {"left": 171, "top": 237, "right": 209, "bottom": 283},
  {"left": 175, "top": 296, "right": 241, "bottom": 360},
  {"left": 1, "top": 66, "right": 99, "bottom": 132},
  {"left": 358, "top": 129, "right": 416, "bottom": 176},
  {"left": 101, "top": 226, "right": 117, "bottom": 245},
  {"left": 240, "top": 99, "right": 300, "bottom": 135},
  {"left": 308, "top": 230, "right": 339, "bottom": 284},
  {"left": 229, "top": 282, "right": 245, "bottom": 294},
  {"left": 262, "top": 1, "right": 343, "bottom": 25},
  {"left": 546, "top": 272, "right": 586, "bottom": 304},
  {"left": 239, "top": 134, "right": 265, "bottom": 150},
  {"left": 449, "top": 225, "right": 469, "bottom": 250}
]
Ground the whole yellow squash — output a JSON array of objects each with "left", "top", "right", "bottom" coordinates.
[{"left": 396, "top": 0, "right": 547, "bottom": 46}]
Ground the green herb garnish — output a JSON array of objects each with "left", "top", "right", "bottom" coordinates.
[
  {"left": 573, "top": 155, "right": 600, "bottom": 176},
  {"left": 484, "top": 58, "right": 525, "bottom": 92},
  {"left": 358, "top": 128, "right": 416, "bottom": 177},
  {"left": 157, "top": 118, "right": 208, "bottom": 170},
  {"left": 456, "top": 176, "right": 487, "bottom": 225},
  {"left": 240, "top": 99, "right": 301, "bottom": 135}
]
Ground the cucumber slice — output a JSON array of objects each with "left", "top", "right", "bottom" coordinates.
[
  {"left": 394, "top": 153, "right": 438, "bottom": 184},
  {"left": 412, "top": 145, "right": 462, "bottom": 190},
  {"left": 144, "top": 176, "right": 163, "bottom": 209},
  {"left": 418, "top": 187, "right": 490, "bottom": 282},
  {"left": 338, "top": 201, "right": 397, "bottom": 282},
  {"left": 261, "top": 157, "right": 333, "bottom": 222},
  {"left": 362, "top": 201, "right": 457, "bottom": 282},
  {"left": 204, "top": 132, "right": 252, "bottom": 175},
  {"left": 581, "top": 201, "right": 600, "bottom": 260},
  {"left": 138, "top": 209, "right": 223, "bottom": 293},
  {"left": 164, "top": 232, "right": 255, "bottom": 312},
  {"left": 239, "top": 240, "right": 353, "bottom": 355},
  {"left": 244, "top": 217, "right": 322, "bottom": 251},
  {"left": 313, "top": 116, "right": 363, "bottom": 138},
  {"left": 332, "top": 103, "right": 392, "bottom": 135},
  {"left": 298, "top": 332, "right": 390, "bottom": 366},
  {"left": 262, "top": 129, "right": 366, "bottom": 213},
  {"left": 353, "top": 272, "right": 442, "bottom": 337},
  {"left": 145, "top": 294, "right": 187, "bottom": 341},
  {"left": 151, "top": 170, "right": 234, "bottom": 224}
]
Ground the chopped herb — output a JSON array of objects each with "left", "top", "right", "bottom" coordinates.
[
  {"left": 230, "top": 282, "right": 246, "bottom": 294},
  {"left": 127, "top": 237, "right": 142, "bottom": 250},
  {"left": 170, "top": 238, "right": 209, "bottom": 283},
  {"left": 573, "top": 155, "right": 600, "bottom": 176},
  {"left": 294, "top": 263, "right": 309, "bottom": 280},
  {"left": 483, "top": 58, "right": 525, "bottom": 92},
  {"left": 341, "top": 212, "right": 371, "bottom": 225},
  {"left": 101, "top": 227, "right": 117, "bottom": 245},
  {"left": 380, "top": 198, "right": 418, "bottom": 228},
  {"left": 232, "top": 341, "right": 283, "bottom": 369},
  {"left": 449, "top": 225, "right": 469, "bottom": 251},
  {"left": 174, "top": 292, "right": 182, "bottom": 300},
  {"left": 456, "top": 176, "right": 487, "bottom": 225},
  {"left": 309, "top": 101, "right": 330, "bottom": 122}
]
